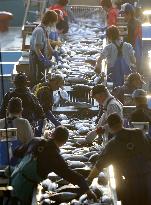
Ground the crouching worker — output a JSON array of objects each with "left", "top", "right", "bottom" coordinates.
[
  {"left": 34, "top": 74, "right": 64, "bottom": 137},
  {"left": 11, "top": 126, "right": 97, "bottom": 205},
  {"left": 87, "top": 113, "right": 151, "bottom": 205}
]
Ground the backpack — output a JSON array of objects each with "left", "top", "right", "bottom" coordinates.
[
  {"left": 11, "top": 139, "right": 46, "bottom": 204},
  {"left": 7, "top": 90, "right": 43, "bottom": 124},
  {"left": 34, "top": 83, "right": 50, "bottom": 107},
  {"left": 110, "top": 42, "right": 132, "bottom": 87}
]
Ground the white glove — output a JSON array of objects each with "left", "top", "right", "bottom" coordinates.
[{"left": 85, "top": 130, "right": 97, "bottom": 144}]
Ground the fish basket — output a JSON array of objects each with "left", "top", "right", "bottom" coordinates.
[{"left": 66, "top": 5, "right": 105, "bottom": 24}]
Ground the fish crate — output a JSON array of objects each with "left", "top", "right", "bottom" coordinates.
[{"left": 66, "top": 5, "right": 105, "bottom": 24}]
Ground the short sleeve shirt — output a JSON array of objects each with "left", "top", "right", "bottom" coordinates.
[
  {"left": 30, "top": 25, "right": 49, "bottom": 56},
  {"left": 101, "top": 41, "right": 135, "bottom": 68}
]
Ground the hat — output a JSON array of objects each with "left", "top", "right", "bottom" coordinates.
[
  {"left": 47, "top": 73, "right": 64, "bottom": 81},
  {"left": 14, "top": 73, "right": 28, "bottom": 85},
  {"left": 132, "top": 89, "right": 147, "bottom": 98},
  {"left": 91, "top": 84, "right": 108, "bottom": 97},
  {"left": 127, "top": 73, "right": 145, "bottom": 84},
  {"left": 120, "top": 3, "right": 134, "bottom": 14}
]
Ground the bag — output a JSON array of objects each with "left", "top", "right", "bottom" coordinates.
[
  {"left": 8, "top": 90, "right": 43, "bottom": 123},
  {"left": 110, "top": 42, "right": 131, "bottom": 87},
  {"left": 11, "top": 139, "right": 46, "bottom": 204}
]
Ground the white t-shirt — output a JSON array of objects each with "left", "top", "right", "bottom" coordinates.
[{"left": 100, "top": 40, "right": 135, "bottom": 68}]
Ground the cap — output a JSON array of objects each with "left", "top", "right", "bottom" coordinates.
[
  {"left": 47, "top": 73, "right": 64, "bottom": 81},
  {"left": 127, "top": 73, "right": 145, "bottom": 84},
  {"left": 120, "top": 3, "right": 134, "bottom": 14},
  {"left": 132, "top": 89, "right": 147, "bottom": 98},
  {"left": 91, "top": 84, "right": 108, "bottom": 97},
  {"left": 14, "top": 73, "right": 28, "bottom": 86}
]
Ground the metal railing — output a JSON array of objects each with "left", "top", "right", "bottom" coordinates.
[{"left": 66, "top": 5, "right": 105, "bottom": 23}]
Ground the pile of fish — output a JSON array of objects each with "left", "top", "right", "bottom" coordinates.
[
  {"left": 50, "top": 20, "right": 106, "bottom": 87},
  {"left": 38, "top": 20, "right": 115, "bottom": 205}
]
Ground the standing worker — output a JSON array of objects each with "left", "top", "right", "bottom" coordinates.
[
  {"left": 120, "top": 3, "right": 142, "bottom": 73},
  {"left": 95, "top": 26, "right": 135, "bottom": 87},
  {"left": 85, "top": 84, "right": 123, "bottom": 143},
  {"left": 87, "top": 113, "right": 151, "bottom": 205},
  {"left": 29, "top": 10, "right": 58, "bottom": 86},
  {"left": 49, "top": 0, "right": 69, "bottom": 23},
  {"left": 100, "top": 0, "right": 119, "bottom": 27}
]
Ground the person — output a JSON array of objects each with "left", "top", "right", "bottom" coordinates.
[
  {"left": 130, "top": 89, "right": 151, "bottom": 127},
  {"left": 85, "top": 84, "right": 123, "bottom": 143},
  {"left": 33, "top": 74, "right": 64, "bottom": 136},
  {"left": 0, "top": 73, "right": 44, "bottom": 127},
  {"left": 95, "top": 25, "right": 136, "bottom": 87},
  {"left": 100, "top": 0, "right": 119, "bottom": 27},
  {"left": 29, "top": 10, "right": 58, "bottom": 86},
  {"left": 11, "top": 126, "right": 97, "bottom": 205},
  {"left": 0, "top": 97, "right": 34, "bottom": 144},
  {"left": 120, "top": 3, "right": 142, "bottom": 73},
  {"left": 87, "top": 113, "right": 151, "bottom": 205},
  {"left": 48, "top": 0, "right": 69, "bottom": 23},
  {"left": 112, "top": 72, "right": 145, "bottom": 104}
]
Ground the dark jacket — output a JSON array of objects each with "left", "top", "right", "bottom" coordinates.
[
  {"left": 95, "top": 128, "right": 151, "bottom": 204},
  {"left": 112, "top": 83, "right": 137, "bottom": 104},
  {"left": 28, "top": 138, "right": 89, "bottom": 193},
  {"left": 0, "top": 87, "right": 44, "bottom": 123},
  {"left": 130, "top": 105, "right": 151, "bottom": 125}
]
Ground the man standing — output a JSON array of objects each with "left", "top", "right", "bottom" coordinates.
[
  {"left": 87, "top": 113, "right": 151, "bottom": 205},
  {"left": 120, "top": 3, "right": 142, "bottom": 72},
  {"left": 85, "top": 84, "right": 123, "bottom": 143}
]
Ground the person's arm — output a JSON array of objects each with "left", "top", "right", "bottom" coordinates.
[
  {"left": 87, "top": 141, "right": 113, "bottom": 183},
  {"left": 129, "top": 44, "right": 136, "bottom": 65},
  {"left": 49, "top": 149, "right": 90, "bottom": 193},
  {"left": 95, "top": 47, "right": 108, "bottom": 74},
  {"left": 31, "top": 94, "right": 45, "bottom": 120}
]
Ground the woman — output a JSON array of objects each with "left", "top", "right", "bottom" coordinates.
[
  {"left": 29, "top": 10, "right": 58, "bottom": 86},
  {"left": 95, "top": 25, "right": 136, "bottom": 87}
]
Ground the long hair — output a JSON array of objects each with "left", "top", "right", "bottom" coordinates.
[{"left": 42, "top": 10, "right": 58, "bottom": 26}]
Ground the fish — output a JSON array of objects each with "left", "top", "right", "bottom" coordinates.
[
  {"left": 64, "top": 155, "right": 88, "bottom": 162},
  {"left": 98, "top": 172, "right": 108, "bottom": 186},
  {"left": 49, "top": 192, "right": 77, "bottom": 203},
  {"left": 48, "top": 173, "right": 61, "bottom": 182},
  {"left": 101, "top": 195, "right": 114, "bottom": 204},
  {"left": 56, "top": 185, "right": 80, "bottom": 195},
  {"left": 67, "top": 160, "right": 85, "bottom": 169}
]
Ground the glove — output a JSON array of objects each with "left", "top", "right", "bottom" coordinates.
[
  {"left": 39, "top": 54, "right": 52, "bottom": 68},
  {"left": 100, "top": 26, "right": 107, "bottom": 32},
  {"left": 85, "top": 130, "right": 97, "bottom": 144},
  {"left": 53, "top": 51, "right": 62, "bottom": 64}
]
